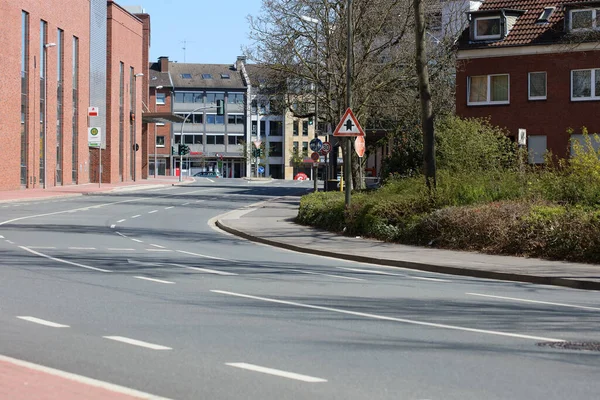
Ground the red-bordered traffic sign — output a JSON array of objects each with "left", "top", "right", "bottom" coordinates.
[{"left": 333, "top": 108, "right": 365, "bottom": 137}]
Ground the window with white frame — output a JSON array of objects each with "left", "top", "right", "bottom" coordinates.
[
  {"left": 156, "top": 92, "right": 166, "bottom": 105},
  {"left": 571, "top": 68, "right": 600, "bottom": 100},
  {"left": 474, "top": 16, "right": 502, "bottom": 40},
  {"left": 528, "top": 72, "right": 547, "bottom": 100},
  {"left": 569, "top": 9, "right": 600, "bottom": 31},
  {"left": 156, "top": 136, "right": 165, "bottom": 147},
  {"left": 528, "top": 135, "right": 547, "bottom": 164},
  {"left": 468, "top": 74, "right": 509, "bottom": 105}
]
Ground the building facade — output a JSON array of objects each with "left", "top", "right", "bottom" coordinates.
[{"left": 456, "top": 0, "right": 600, "bottom": 162}]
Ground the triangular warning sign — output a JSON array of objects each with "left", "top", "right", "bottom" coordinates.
[{"left": 333, "top": 108, "right": 365, "bottom": 137}]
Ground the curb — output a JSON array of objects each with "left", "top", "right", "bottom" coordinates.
[{"left": 216, "top": 219, "right": 600, "bottom": 291}]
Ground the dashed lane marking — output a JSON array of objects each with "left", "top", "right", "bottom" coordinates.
[
  {"left": 68, "top": 247, "right": 96, "bottom": 250},
  {"left": 117, "top": 219, "right": 126, "bottom": 223},
  {"left": 17, "top": 316, "right": 69, "bottom": 328},
  {"left": 466, "top": 293, "right": 600, "bottom": 311},
  {"left": 134, "top": 276, "right": 175, "bottom": 284},
  {"left": 292, "top": 269, "right": 365, "bottom": 281},
  {"left": 165, "top": 206, "right": 174, "bottom": 210},
  {"left": 131, "top": 239, "right": 143, "bottom": 243},
  {"left": 146, "top": 249, "right": 172, "bottom": 252},
  {"left": 170, "top": 263, "right": 237, "bottom": 276},
  {"left": 225, "top": 363, "right": 327, "bottom": 383},
  {"left": 110, "top": 224, "right": 116, "bottom": 229},
  {"left": 150, "top": 244, "right": 165, "bottom": 249},
  {"left": 25, "top": 246, "right": 56, "bottom": 250},
  {"left": 103, "top": 336, "right": 171, "bottom": 350},
  {"left": 107, "top": 248, "right": 135, "bottom": 251},
  {"left": 131, "top": 215, "right": 141, "bottom": 219},
  {"left": 148, "top": 210, "right": 158, "bottom": 214},
  {"left": 176, "top": 250, "right": 229, "bottom": 261}
]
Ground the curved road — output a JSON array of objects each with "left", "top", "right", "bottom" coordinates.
[{"left": 0, "top": 178, "right": 599, "bottom": 400}]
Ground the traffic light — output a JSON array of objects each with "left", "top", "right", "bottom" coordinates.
[
  {"left": 308, "top": 116, "right": 313, "bottom": 125},
  {"left": 179, "top": 144, "right": 190, "bottom": 155},
  {"left": 172, "top": 146, "right": 176, "bottom": 155},
  {"left": 216, "top": 99, "right": 224, "bottom": 116},
  {"left": 178, "top": 144, "right": 183, "bottom": 155}
]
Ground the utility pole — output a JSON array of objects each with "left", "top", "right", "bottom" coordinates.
[
  {"left": 180, "top": 39, "right": 195, "bottom": 63},
  {"left": 344, "top": 0, "right": 353, "bottom": 207}
]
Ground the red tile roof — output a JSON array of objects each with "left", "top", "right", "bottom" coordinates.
[{"left": 458, "top": 0, "right": 600, "bottom": 49}]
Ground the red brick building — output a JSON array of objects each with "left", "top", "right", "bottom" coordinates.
[
  {"left": 0, "top": 0, "right": 148, "bottom": 191},
  {"left": 456, "top": 0, "right": 600, "bottom": 162},
  {"left": 0, "top": 0, "right": 90, "bottom": 190}
]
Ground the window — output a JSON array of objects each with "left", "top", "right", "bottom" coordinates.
[
  {"left": 528, "top": 72, "right": 547, "bottom": 100},
  {"left": 293, "top": 120, "right": 299, "bottom": 136},
  {"left": 176, "top": 113, "right": 203, "bottom": 124},
  {"left": 269, "top": 121, "right": 282, "bottom": 136},
  {"left": 528, "top": 135, "right": 547, "bottom": 164},
  {"left": 174, "top": 135, "right": 181, "bottom": 144},
  {"left": 181, "top": 73, "right": 192, "bottom": 79},
  {"left": 227, "top": 114, "right": 244, "bottom": 124},
  {"left": 221, "top": 73, "right": 230, "bottom": 79},
  {"left": 227, "top": 93, "right": 244, "bottom": 104},
  {"left": 302, "top": 142, "right": 309, "bottom": 156},
  {"left": 206, "top": 135, "right": 224, "bottom": 145},
  {"left": 252, "top": 120, "right": 257, "bottom": 136},
  {"left": 270, "top": 142, "right": 283, "bottom": 157},
  {"left": 293, "top": 141, "right": 299, "bottom": 152},
  {"left": 156, "top": 92, "right": 166, "bottom": 105},
  {"left": 228, "top": 135, "right": 243, "bottom": 145},
  {"left": 571, "top": 69, "right": 600, "bottom": 100},
  {"left": 468, "top": 74, "right": 509, "bottom": 105},
  {"left": 206, "top": 92, "right": 224, "bottom": 103},
  {"left": 537, "top": 7, "right": 555, "bottom": 23},
  {"left": 302, "top": 120, "right": 309, "bottom": 135},
  {"left": 202, "top": 73, "right": 212, "bottom": 79},
  {"left": 474, "top": 17, "right": 502, "bottom": 40},
  {"left": 260, "top": 120, "right": 265, "bottom": 134},
  {"left": 569, "top": 9, "right": 600, "bottom": 31},
  {"left": 207, "top": 114, "right": 224, "bottom": 124},
  {"left": 184, "top": 135, "right": 195, "bottom": 144},
  {"left": 156, "top": 136, "right": 165, "bottom": 147},
  {"left": 175, "top": 91, "right": 203, "bottom": 103}
]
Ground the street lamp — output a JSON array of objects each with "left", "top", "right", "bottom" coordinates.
[
  {"left": 43, "top": 42, "right": 56, "bottom": 189},
  {"left": 154, "top": 85, "right": 164, "bottom": 178},
  {"left": 300, "top": 15, "right": 320, "bottom": 193},
  {"left": 133, "top": 72, "right": 144, "bottom": 182}
]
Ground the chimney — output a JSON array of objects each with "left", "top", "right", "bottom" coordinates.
[
  {"left": 235, "top": 56, "right": 246, "bottom": 71},
  {"left": 159, "top": 56, "right": 169, "bottom": 72}
]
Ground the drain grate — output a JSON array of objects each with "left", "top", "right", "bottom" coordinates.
[{"left": 537, "top": 341, "right": 600, "bottom": 352}]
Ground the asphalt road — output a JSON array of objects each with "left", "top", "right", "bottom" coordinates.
[{"left": 0, "top": 178, "right": 599, "bottom": 400}]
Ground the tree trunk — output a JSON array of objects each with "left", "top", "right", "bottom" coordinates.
[{"left": 413, "top": 0, "right": 436, "bottom": 190}]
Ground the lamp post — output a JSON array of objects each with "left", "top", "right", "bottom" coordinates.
[
  {"left": 43, "top": 42, "right": 56, "bottom": 189},
  {"left": 133, "top": 72, "right": 144, "bottom": 182},
  {"left": 301, "top": 15, "right": 320, "bottom": 193},
  {"left": 345, "top": 0, "right": 353, "bottom": 207},
  {"left": 154, "top": 85, "right": 164, "bottom": 178}
]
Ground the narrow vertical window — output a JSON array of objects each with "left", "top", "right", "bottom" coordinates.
[
  {"left": 119, "top": 62, "right": 124, "bottom": 180},
  {"left": 21, "top": 11, "right": 29, "bottom": 186},
  {"left": 72, "top": 36, "right": 79, "bottom": 183},
  {"left": 39, "top": 20, "right": 47, "bottom": 186},
  {"left": 56, "top": 29, "right": 64, "bottom": 185}
]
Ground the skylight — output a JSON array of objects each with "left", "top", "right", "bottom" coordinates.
[
  {"left": 537, "top": 7, "right": 555, "bottom": 23},
  {"left": 221, "top": 74, "right": 230, "bottom": 79},
  {"left": 180, "top": 73, "right": 192, "bottom": 79},
  {"left": 202, "top": 74, "right": 213, "bottom": 79}
]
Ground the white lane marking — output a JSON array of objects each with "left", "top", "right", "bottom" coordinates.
[
  {"left": 170, "top": 263, "right": 237, "bottom": 276},
  {"left": 212, "top": 290, "right": 565, "bottom": 342},
  {"left": 107, "top": 248, "right": 135, "bottom": 251},
  {"left": 292, "top": 269, "right": 365, "bottom": 281},
  {"left": 131, "top": 215, "right": 141, "bottom": 219},
  {"left": 26, "top": 246, "right": 57, "bottom": 250},
  {"left": 225, "top": 363, "right": 327, "bottom": 383},
  {"left": 103, "top": 336, "right": 172, "bottom": 350},
  {"left": 17, "top": 316, "right": 69, "bottom": 328},
  {"left": 165, "top": 206, "right": 174, "bottom": 210},
  {"left": 182, "top": 202, "right": 190, "bottom": 206},
  {"left": 110, "top": 224, "right": 116, "bottom": 229},
  {"left": 146, "top": 249, "right": 172, "bottom": 252},
  {"left": 117, "top": 219, "right": 126, "bottom": 223},
  {"left": 0, "top": 355, "right": 174, "bottom": 400},
  {"left": 337, "top": 267, "right": 404, "bottom": 276},
  {"left": 150, "top": 244, "right": 165, "bottom": 249},
  {"left": 20, "top": 246, "right": 110, "bottom": 273},
  {"left": 68, "top": 247, "right": 96, "bottom": 250},
  {"left": 176, "top": 250, "right": 229, "bottom": 261},
  {"left": 148, "top": 210, "right": 158, "bottom": 214},
  {"left": 411, "top": 276, "right": 449, "bottom": 282},
  {"left": 131, "top": 239, "right": 143, "bottom": 243},
  {"left": 134, "top": 276, "right": 175, "bottom": 284},
  {"left": 195, "top": 200, "right": 205, "bottom": 203},
  {"left": 6, "top": 240, "right": 14, "bottom": 244},
  {"left": 116, "top": 232, "right": 127, "bottom": 238},
  {"left": 466, "top": 293, "right": 600, "bottom": 311},
  {"left": 0, "top": 235, "right": 4, "bottom": 238},
  {"left": 207, "top": 179, "right": 215, "bottom": 183}
]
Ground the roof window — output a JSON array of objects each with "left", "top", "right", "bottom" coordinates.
[
  {"left": 474, "top": 16, "right": 502, "bottom": 40},
  {"left": 221, "top": 73, "right": 230, "bottom": 79},
  {"left": 180, "top": 73, "right": 192, "bottom": 79},
  {"left": 202, "top": 74, "right": 213, "bottom": 79},
  {"left": 537, "top": 7, "right": 555, "bottom": 23}
]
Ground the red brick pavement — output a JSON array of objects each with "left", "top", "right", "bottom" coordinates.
[{"left": 0, "top": 356, "right": 169, "bottom": 400}]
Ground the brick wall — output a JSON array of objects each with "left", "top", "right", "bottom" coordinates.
[
  {"left": 457, "top": 50, "right": 600, "bottom": 159},
  {"left": 0, "top": 0, "right": 90, "bottom": 190}
]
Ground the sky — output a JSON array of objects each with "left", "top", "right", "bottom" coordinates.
[{"left": 119, "top": 0, "right": 264, "bottom": 64}]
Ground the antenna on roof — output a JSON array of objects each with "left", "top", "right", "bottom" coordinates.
[{"left": 180, "top": 39, "right": 195, "bottom": 63}]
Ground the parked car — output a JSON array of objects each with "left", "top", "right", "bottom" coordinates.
[{"left": 193, "top": 171, "right": 220, "bottom": 178}]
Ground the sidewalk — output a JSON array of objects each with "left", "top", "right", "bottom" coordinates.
[
  {"left": 0, "top": 176, "right": 193, "bottom": 203},
  {"left": 216, "top": 196, "right": 600, "bottom": 291}
]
